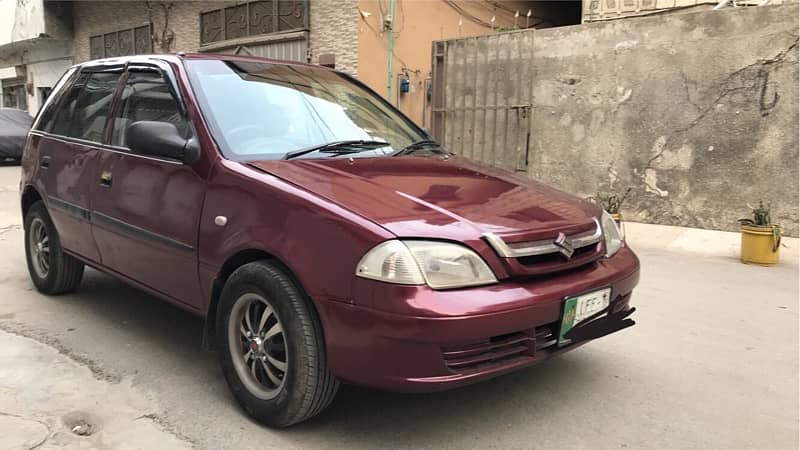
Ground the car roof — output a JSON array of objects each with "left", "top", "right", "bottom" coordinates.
[{"left": 74, "top": 53, "right": 328, "bottom": 72}]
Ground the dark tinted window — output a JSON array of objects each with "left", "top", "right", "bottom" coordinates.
[
  {"left": 51, "top": 71, "right": 121, "bottom": 142},
  {"left": 111, "top": 70, "right": 188, "bottom": 148}
]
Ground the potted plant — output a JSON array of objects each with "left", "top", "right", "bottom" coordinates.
[
  {"left": 589, "top": 188, "right": 631, "bottom": 224},
  {"left": 738, "top": 201, "right": 781, "bottom": 266}
]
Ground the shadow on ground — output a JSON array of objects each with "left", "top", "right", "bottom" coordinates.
[{"left": 29, "top": 267, "right": 602, "bottom": 446}]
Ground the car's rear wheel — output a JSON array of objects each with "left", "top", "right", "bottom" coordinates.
[
  {"left": 24, "top": 201, "right": 84, "bottom": 294},
  {"left": 216, "top": 260, "right": 339, "bottom": 427}
]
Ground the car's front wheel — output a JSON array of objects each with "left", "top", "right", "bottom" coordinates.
[
  {"left": 24, "top": 201, "right": 84, "bottom": 294},
  {"left": 216, "top": 261, "right": 339, "bottom": 427}
]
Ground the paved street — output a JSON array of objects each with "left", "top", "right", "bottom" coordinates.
[{"left": 0, "top": 164, "right": 797, "bottom": 449}]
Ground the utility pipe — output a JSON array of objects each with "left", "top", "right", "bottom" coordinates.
[{"left": 386, "top": 0, "right": 396, "bottom": 101}]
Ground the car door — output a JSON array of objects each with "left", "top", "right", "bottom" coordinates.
[
  {"left": 90, "top": 65, "right": 206, "bottom": 309},
  {"left": 33, "top": 68, "right": 123, "bottom": 263}
]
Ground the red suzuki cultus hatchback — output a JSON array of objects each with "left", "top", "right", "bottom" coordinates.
[{"left": 20, "top": 54, "right": 639, "bottom": 427}]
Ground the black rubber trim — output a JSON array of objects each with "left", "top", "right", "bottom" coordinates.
[
  {"left": 28, "top": 130, "right": 184, "bottom": 165},
  {"left": 47, "top": 195, "right": 90, "bottom": 221},
  {"left": 47, "top": 194, "right": 193, "bottom": 252},
  {"left": 92, "top": 211, "right": 194, "bottom": 253}
]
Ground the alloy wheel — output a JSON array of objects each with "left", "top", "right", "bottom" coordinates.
[
  {"left": 228, "top": 293, "right": 289, "bottom": 400},
  {"left": 28, "top": 217, "right": 50, "bottom": 279}
]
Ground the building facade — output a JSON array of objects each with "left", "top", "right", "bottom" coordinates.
[
  {"left": 3, "top": 1, "right": 790, "bottom": 121},
  {"left": 2, "top": 0, "right": 568, "bottom": 124},
  {"left": 0, "top": 0, "right": 73, "bottom": 115},
  {"left": 0, "top": 0, "right": 364, "bottom": 116}
]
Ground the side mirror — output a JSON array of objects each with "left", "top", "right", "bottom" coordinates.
[{"left": 126, "top": 121, "right": 201, "bottom": 165}]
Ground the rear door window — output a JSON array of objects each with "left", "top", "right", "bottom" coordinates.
[
  {"left": 50, "top": 71, "right": 122, "bottom": 143},
  {"left": 111, "top": 70, "right": 189, "bottom": 148}
]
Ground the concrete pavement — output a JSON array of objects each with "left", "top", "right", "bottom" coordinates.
[{"left": 0, "top": 164, "right": 797, "bottom": 449}]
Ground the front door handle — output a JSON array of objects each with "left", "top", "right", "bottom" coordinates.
[
  {"left": 99, "top": 171, "right": 112, "bottom": 187},
  {"left": 40, "top": 156, "right": 51, "bottom": 169}
]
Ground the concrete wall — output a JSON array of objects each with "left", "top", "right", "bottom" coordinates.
[
  {"left": 26, "top": 57, "right": 73, "bottom": 114},
  {"left": 531, "top": 4, "right": 798, "bottom": 235},
  {"left": 435, "top": 4, "right": 799, "bottom": 236}
]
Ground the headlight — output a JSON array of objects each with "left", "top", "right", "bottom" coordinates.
[
  {"left": 356, "top": 240, "right": 497, "bottom": 289},
  {"left": 600, "top": 210, "right": 624, "bottom": 257}
]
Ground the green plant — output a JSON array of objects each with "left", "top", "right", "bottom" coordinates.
[
  {"left": 737, "top": 200, "right": 771, "bottom": 226},
  {"left": 589, "top": 188, "right": 632, "bottom": 215},
  {"left": 738, "top": 201, "right": 781, "bottom": 251}
]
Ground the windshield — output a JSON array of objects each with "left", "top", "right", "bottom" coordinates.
[{"left": 185, "top": 59, "right": 428, "bottom": 160}]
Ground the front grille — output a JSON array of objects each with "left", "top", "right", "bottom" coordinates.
[
  {"left": 483, "top": 220, "right": 605, "bottom": 277},
  {"left": 442, "top": 323, "right": 559, "bottom": 373},
  {"left": 516, "top": 242, "right": 598, "bottom": 266}
]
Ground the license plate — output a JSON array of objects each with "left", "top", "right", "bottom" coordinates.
[{"left": 558, "top": 288, "right": 611, "bottom": 345}]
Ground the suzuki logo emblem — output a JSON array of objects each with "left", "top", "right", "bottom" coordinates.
[{"left": 554, "top": 232, "right": 575, "bottom": 259}]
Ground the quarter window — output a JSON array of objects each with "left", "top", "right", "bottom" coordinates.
[
  {"left": 50, "top": 71, "right": 122, "bottom": 143},
  {"left": 111, "top": 70, "right": 188, "bottom": 148}
]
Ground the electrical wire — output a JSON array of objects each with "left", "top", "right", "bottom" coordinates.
[
  {"left": 360, "top": 13, "right": 413, "bottom": 70},
  {"left": 483, "top": 0, "right": 553, "bottom": 26},
  {"left": 442, "top": 0, "right": 549, "bottom": 30},
  {"left": 483, "top": 0, "right": 516, "bottom": 14},
  {"left": 442, "top": 0, "right": 493, "bottom": 28}
]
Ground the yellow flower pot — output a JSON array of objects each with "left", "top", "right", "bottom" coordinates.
[
  {"left": 610, "top": 213, "right": 624, "bottom": 238},
  {"left": 740, "top": 224, "right": 781, "bottom": 266}
]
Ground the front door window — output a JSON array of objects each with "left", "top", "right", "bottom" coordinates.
[{"left": 111, "top": 71, "right": 189, "bottom": 148}]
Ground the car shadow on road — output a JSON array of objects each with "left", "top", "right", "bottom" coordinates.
[{"left": 47, "top": 268, "right": 606, "bottom": 445}]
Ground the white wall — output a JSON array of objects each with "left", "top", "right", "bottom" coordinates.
[
  {"left": 0, "top": 0, "right": 45, "bottom": 46},
  {"left": 26, "top": 58, "right": 71, "bottom": 114}
]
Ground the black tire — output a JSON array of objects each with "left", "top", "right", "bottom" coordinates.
[
  {"left": 24, "top": 201, "right": 84, "bottom": 294},
  {"left": 217, "top": 260, "right": 339, "bottom": 427}
]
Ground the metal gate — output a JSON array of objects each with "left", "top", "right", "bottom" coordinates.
[{"left": 430, "top": 31, "right": 533, "bottom": 172}]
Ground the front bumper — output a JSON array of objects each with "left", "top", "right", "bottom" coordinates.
[{"left": 316, "top": 246, "right": 640, "bottom": 392}]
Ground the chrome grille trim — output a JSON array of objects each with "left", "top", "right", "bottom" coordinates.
[{"left": 482, "top": 218, "right": 602, "bottom": 258}]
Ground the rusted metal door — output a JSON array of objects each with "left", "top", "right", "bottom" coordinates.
[{"left": 431, "top": 31, "right": 533, "bottom": 172}]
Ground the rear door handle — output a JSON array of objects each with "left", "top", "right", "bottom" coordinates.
[
  {"left": 40, "top": 156, "right": 50, "bottom": 169},
  {"left": 100, "top": 171, "right": 112, "bottom": 187}
]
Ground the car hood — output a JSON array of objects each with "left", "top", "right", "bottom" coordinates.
[{"left": 246, "top": 156, "right": 601, "bottom": 242}]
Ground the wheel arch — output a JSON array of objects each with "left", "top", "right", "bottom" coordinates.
[
  {"left": 21, "top": 185, "right": 43, "bottom": 218},
  {"left": 201, "top": 248, "right": 324, "bottom": 351}
]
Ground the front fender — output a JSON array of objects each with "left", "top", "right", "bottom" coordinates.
[{"left": 197, "top": 160, "right": 393, "bottom": 312}]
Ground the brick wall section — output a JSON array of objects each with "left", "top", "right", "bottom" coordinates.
[
  {"left": 72, "top": 1, "right": 360, "bottom": 77},
  {"left": 308, "top": 0, "right": 358, "bottom": 75},
  {"left": 72, "top": 1, "right": 235, "bottom": 63}
]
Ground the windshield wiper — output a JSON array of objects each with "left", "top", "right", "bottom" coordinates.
[
  {"left": 392, "top": 139, "right": 443, "bottom": 156},
  {"left": 283, "top": 140, "right": 390, "bottom": 160}
]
